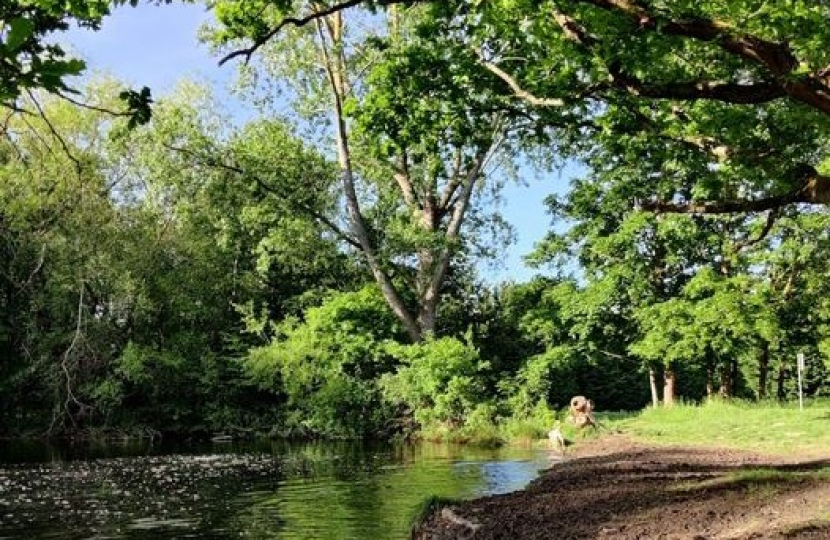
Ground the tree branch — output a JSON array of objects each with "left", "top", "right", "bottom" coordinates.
[
  {"left": 54, "top": 89, "right": 134, "bottom": 118},
  {"left": 480, "top": 59, "right": 566, "bottom": 107},
  {"left": 438, "top": 149, "right": 464, "bottom": 212},
  {"left": 161, "top": 142, "right": 361, "bottom": 249},
  {"left": 641, "top": 194, "right": 792, "bottom": 214},
  {"left": 446, "top": 150, "right": 486, "bottom": 241},
  {"left": 219, "top": 0, "right": 363, "bottom": 66},
  {"left": 26, "top": 90, "right": 83, "bottom": 176},
  {"left": 418, "top": 148, "right": 488, "bottom": 336},
  {"left": 48, "top": 281, "right": 89, "bottom": 435},
  {"left": 733, "top": 208, "right": 779, "bottom": 252},
  {"left": 250, "top": 174, "right": 361, "bottom": 250},
  {"left": 608, "top": 66, "right": 788, "bottom": 104},
  {"left": 218, "top": 0, "right": 417, "bottom": 66},
  {"left": 640, "top": 167, "right": 830, "bottom": 214},
  {"left": 393, "top": 153, "right": 418, "bottom": 208},
  {"left": 551, "top": 6, "right": 596, "bottom": 46},
  {"left": 576, "top": 0, "right": 830, "bottom": 114}
]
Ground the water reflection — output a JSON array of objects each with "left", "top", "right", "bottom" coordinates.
[{"left": 0, "top": 439, "right": 550, "bottom": 539}]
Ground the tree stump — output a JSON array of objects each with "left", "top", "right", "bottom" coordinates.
[{"left": 569, "top": 395, "right": 596, "bottom": 429}]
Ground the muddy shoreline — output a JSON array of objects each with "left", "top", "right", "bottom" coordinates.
[{"left": 413, "top": 434, "right": 830, "bottom": 539}]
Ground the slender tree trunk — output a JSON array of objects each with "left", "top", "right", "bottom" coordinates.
[
  {"left": 758, "top": 343, "right": 770, "bottom": 400},
  {"left": 777, "top": 362, "right": 787, "bottom": 400},
  {"left": 648, "top": 366, "right": 660, "bottom": 408},
  {"left": 705, "top": 355, "right": 715, "bottom": 399},
  {"left": 719, "top": 360, "right": 734, "bottom": 398},
  {"left": 313, "top": 12, "right": 501, "bottom": 343},
  {"left": 663, "top": 366, "right": 676, "bottom": 407},
  {"left": 415, "top": 198, "right": 439, "bottom": 338},
  {"left": 645, "top": 216, "right": 668, "bottom": 409}
]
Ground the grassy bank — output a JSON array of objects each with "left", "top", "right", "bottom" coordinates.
[
  {"left": 370, "top": 399, "right": 830, "bottom": 452},
  {"left": 606, "top": 399, "right": 830, "bottom": 456}
]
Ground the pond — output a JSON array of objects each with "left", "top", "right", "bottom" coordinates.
[{"left": 0, "top": 439, "right": 554, "bottom": 539}]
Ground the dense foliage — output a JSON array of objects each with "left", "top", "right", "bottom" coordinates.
[{"left": 2, "top": 1, "right": 830, "bottom": 440}]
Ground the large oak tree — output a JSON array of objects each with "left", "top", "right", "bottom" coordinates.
[{"left": 223, "top": 1, "right": 830, "bottom": 216}]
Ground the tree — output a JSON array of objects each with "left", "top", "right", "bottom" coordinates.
[
  {"left": 0, "top": 83, "right": 136, "bottom": 432},
  {"left": 754, "top": 212, "right": 830, "bottom": 400},
  {"left": 455, "top": 1, "right": 830, "bottom": 214},
  {"left": 631, "top": 270, "right": 778, "bottom": 402},
  {"left": 225, "top": 1, "right": 830, "bottom": 214},
  {"left": 0, "top": 80, "right": 360, "bottom": 436},
  {"left": 525, "top": 124, "right": 794, "bottom": 405},
  {"left": 381, "top": 336, "right": 490, "bottom": 435},
  {"left": 526, "top": 127, "right": 830, "bottom": 406},
  {"left": 205, "top": 0, "right": 830, "bottom": 406},
  {"left": 209, "top": 2, "right": 516, "bottom": 342},
  {"left": 96, "top": 83, "right": 361, "bottom": 433},
  {"left": 0, "top": 1, "right": 167, "bottom": 125}
]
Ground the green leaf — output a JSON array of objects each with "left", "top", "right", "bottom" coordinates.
[{"left": 6, "top": 18, "right": 35, "bottom": 52}]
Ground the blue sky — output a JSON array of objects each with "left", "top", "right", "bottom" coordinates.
[{"left": 60, "top": 2, "right": 574, "bottom": 283}]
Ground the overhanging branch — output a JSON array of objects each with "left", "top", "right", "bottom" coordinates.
[
  {"left": 218, "top": 0, "right": 415, "bottom": 66},
  {"left": 609, "top": 66, "right": 787, "bottom": 104},
  {"left": 576, "top": 0, "right": 830, "bottom": 115},
  {"left": 26, "top": 90, "right": 82, "bottom": 176},
  {"left": 640, "top": 194, "right": 795, "bottom": 214},
  {"left": 639, "top": 167, "right": 830, "bottom": 214},
  {"left": 219, "top": 0, "right": 363, "bottom": 66},
  {"left": 480, "top": 59, "right": 566, "bottom": 107}
]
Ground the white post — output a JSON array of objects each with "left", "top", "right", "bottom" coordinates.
[{"left": 797, "top": 353, "right": 805, "bottom": 411}]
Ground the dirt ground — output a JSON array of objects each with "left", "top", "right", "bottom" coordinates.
[{"left": 413, "top": 434, "right": 830, "bottom": 539}]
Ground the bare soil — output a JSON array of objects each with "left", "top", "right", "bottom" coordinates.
[{"left": 413, "top": 434, "right": 830, "bottom": 539}]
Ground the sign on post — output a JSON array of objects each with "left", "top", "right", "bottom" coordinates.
[{"left": 797, "top": 353, "right": 805, "bottom": 411}]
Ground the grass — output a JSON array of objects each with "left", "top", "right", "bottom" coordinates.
[
  {"left": 410, "top": 399, "right": 830, "bottom": 454},
  {"left": 606, "top": 399, "right": 830, "bottom": 456},
  {"left": 731, "top": 467, "right": 830, "bottom": 483},
  {"left": 672, "top": 466, "right": 830, "bottom": 495},
  {"left": 736, "top": 467, "right": 830, "bottom": 500}
]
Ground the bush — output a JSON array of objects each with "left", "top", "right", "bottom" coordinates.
[
  {"left": 244, "top": 286, "right": 402, "bottom": 438},
  {"left": 381, "top": 337, "right": 490, "bottom": 437}
]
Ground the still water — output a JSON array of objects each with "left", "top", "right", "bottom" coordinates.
[{"left": 0, "top": 439, "right": 552, "bottom": 539}]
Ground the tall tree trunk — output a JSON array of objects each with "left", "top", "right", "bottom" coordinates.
[
  {"left": 316, "top": 13, "right": 422, "bottom": 342},
  {"left": 648, "top": 366, "right": 660, "bottom": 408},
  {"left": 758, "top": 343, "right": 770, "bottom": 400},
  {"left": 663, "top": 366, "right": 676, "bottom": 407},
  {"left": 415, "top": 151, "right": 487, "bottom": 337},
  {"left": 313, "top": 12, "right": 500, "bottom": 342},
  {"left": 416, "top": 200, "right": 439, "bottom": 338},
  {"left": 645, "top": 216, "right": 667, "bottom": 409}
]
